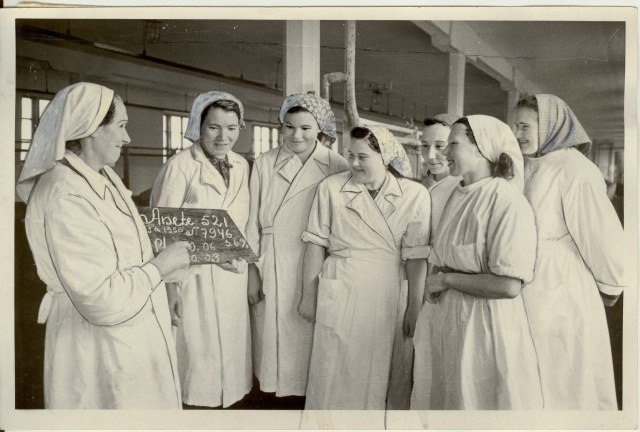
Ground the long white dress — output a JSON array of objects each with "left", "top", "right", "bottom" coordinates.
[
  {"left": 522, "top": 148, "right": 625, "bottom": 409},
  {"left": 25, "top": 151, "right": 181, "bottom": 409},
  {"left": 411, "top": 176, "right": 543, "bottom": 410},
  {"left": 151, "top": 144, "right": 252, "bottom": 408},
  {"left": 246, "top": 142, "right": 349, "bottom": 396},
  {"left": 304, "top": 170, "right": 431, "bottom": 410}
]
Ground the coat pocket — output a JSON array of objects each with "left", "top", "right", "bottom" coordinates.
[{"left": 315, "top": 276, "right": 345, "bottom": 331}]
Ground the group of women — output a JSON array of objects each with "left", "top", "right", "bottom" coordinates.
[{"left": 18, "top": 81, "right": 625, "bottom": 411}]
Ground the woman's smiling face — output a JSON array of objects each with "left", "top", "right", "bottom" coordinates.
[
  {"left": 348, "top": 137, "right": 387, "bottom": 188},
  {"left": 199, "top": 107, "right": 240, "bottom": 159},
  {"left": 282, "top": 110, "right": 319, "bottom": 156},
  {"left": 514, "top": 107, "right": 540, "bottom": 156},
  {"left": 421, "top": 123, "right": 451, "bottom": 177}
]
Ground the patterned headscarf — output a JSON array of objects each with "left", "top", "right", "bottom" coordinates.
[
  {"left": 466, "top": 115, "right": 525, "bottom": 192},
  {"left": 184, "top": 91, "right": 245, "bottom": 142},
  {"left": 366, "top": 125, "right": 413, "bottom": 178},
  {"left": 535, "top": 94, "right": 591, "bottom": 156},
  {"left": 278, "top": 93, "right": 337, "bottom": 144},
  {"left": 17, "top": 82, "right": 115, "bottom": 202}
]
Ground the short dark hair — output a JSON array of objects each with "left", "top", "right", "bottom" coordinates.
[
  {"left": 423, "top": 117, "right": 450, "bottom": 128},
  {"left": 516, "top": 95, "right": 539, "bottom": 112},
  {"left": 200, "top": 99, "right": 241, "bottom": 126},
  {"left": 286, "top": 105, "right": 310, "bottom": 115},
  {"left": 350, "top": 126, "right": 380, "bottom": 153}
]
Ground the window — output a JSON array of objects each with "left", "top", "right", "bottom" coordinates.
[
  {"left": 253, "top": 124, "right": 279, "bottom": 158},
  {"left": 17, "top": 96, "right": 50, "bottom": 161},
  {"left": 162, "top": 113, "right": 192, "bottom": 163}
]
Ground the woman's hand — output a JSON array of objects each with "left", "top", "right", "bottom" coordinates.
[
  {"left": 298, "top": 294, "right": 317, "bottom": 323},
  {"left": 217, "top": 258, "right": 248, "bottom": 274},
  {"left": 166, "top": 283, "right": 183, "bottom": 327},
  {"left": 151, "top": 241, "right": 191, "bottom": 283},
  {"left": 247, "top": 264, "right": 264, "bottom": 305},
  {"left": 424, "top": 273, "right": 448, "bottom": 304},
  {"left": 402, "top": 302, "right": 421, "bottom": 337}
]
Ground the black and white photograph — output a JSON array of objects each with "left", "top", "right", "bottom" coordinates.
[{"left": 0, "top": 4, "right": 637, "bottom": 430}]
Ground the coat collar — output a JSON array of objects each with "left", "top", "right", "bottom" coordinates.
[
  {"left": 278, "top": 142, "right": 331, "bottom": 205},
  {"left": 341, "top": 171, "right": 403, "bottom": 251},
  {"left": 63, "top": 151, "right": 132, "bottom": 217},
  {"left": 191, "top": 143, "right": 245, "bottom": 206}
]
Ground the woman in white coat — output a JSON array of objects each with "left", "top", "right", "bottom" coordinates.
[
  {"left": 17, "top": 82, "right": 190, "bottom": 409},
  {"left": 246, "top": 93, "right": 349, "bottom": 407},
  {"left": 299, "top": 125, "right": 430, "bottom": 410},
  {"left": 409, "top": 113, "right": 461, "bottom": 409},
  {"left": 411, "top": 115, "right": 543, "bottom": 410},
  {"left": 514, "top": 94, "right": 626, "bottom": 409},
  {"left": 151, "top": 91, "right": 252, "bottom": 409}
]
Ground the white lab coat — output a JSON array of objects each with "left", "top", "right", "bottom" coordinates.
[
  {"left": 151, "top": 144, "right": 252, "bottom": 408},
  {"left": 407, "top": 174, "right": 461, "bottom": 410},
  {"left": 522, "top": 148, "right": 625, "bottom": 409},
  {"left": 25, "top": 151, "right": 181, "bottom": 409},
  {"left": 304, "top": 171, "right": 431, "bottom": 410},
  {"left": 411, "top": 177, "right": 543, "bottom": 410},
  {"left": 246, "top": 142, "right": 349, "bottom": 396}
]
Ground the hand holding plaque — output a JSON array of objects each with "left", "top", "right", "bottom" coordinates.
[{"left": 138, "top": 207, "right": 259, "bottom": 265}]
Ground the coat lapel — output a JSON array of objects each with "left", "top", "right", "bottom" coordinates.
[
  {"left": 281, "top": 143, "right": 330, "bottom": 206},
  {"left": 342, "top": 172, "right": 399, "bottom": 251},
  {"left": 193, "top": 143, "right": 228, "bottom": 196},
  {"left": 221, "top": 151, "right": 246, "bottom": 209}
]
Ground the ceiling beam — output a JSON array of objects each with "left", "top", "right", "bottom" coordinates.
[{"left": 412, "top": 20, "right": 543, "bottom": 95}]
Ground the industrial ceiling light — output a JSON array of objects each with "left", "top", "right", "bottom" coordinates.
[{"left": 144, "top": 20, "right": 162, "bottom": 45}]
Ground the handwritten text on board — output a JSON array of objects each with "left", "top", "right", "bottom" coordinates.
[{"left": 138, "top": 207, "right": 258, "bottom": 264}]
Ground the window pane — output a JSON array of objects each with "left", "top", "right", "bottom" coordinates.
[
  {"left": 22, "top": 98, "right": 32, "bottom": 119},
  {"left": 38, "top": 99, "right": 50, "bottom": 117},
  {"left": 261, "top": 127, "right": 270, "bottom": 154},
  {"left": 21, "top": 119, "right": 32, "bottom": 140},
  {"left": 271, "top": 128, "right": 279, "bottom": 148},
  {"left": 252, "top": 126, "right": 260, "bottom": 155},
  {"left": 171, "top": 116, "right": 181, "bottom": 137},
  {"left": 163, "top": 115, "right": 167, "bottom": 133},
  {"left": 182, "top": 117, "right": 188, "bottom": 133},
  {"left": 20, "top": 141, "right": 30, "bottom": 161},
  {"left": 171, "top": 131, "right": 182, "bottom": 149}
]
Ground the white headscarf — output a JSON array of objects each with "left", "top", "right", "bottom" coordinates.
[
  {"left": 17, "top": 82, "right": 115, "bottom": 202},
  {"left": 466, "top": 115, "right": 525, "bottom": 192},
  {"left": 184, "top": 91, "right": 245, "bottom": 142}
]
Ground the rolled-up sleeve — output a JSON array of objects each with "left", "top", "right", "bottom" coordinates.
[
  {"left": 401, "top": 187, "right": 431, "bottom": 261},
  {"left": 487, "top": 194, "right": 537, "bottom": 284},
  {"left": 45, "top": 193, "right": 159, "bottom": 326},
  {"left": 302, "top": 179, "right": 331, "bottom": 248}
]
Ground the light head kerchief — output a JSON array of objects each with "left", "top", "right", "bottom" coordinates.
[
  {"left": 466, "top": 115, "right": 525, "bottom": 192},
  {"left": 535, "top": 94, "right": 591, "bottom": 156},
  {"left": 16, "top": 82, "right": 115, "bottom": 202},
  {"left": 278, "top": 93, "right": 337, "bottom": 144},
  {"left": 184, "top": 91, "right": 245, "bottom": 142},
  {"left": 366, "top": 125, "right": 413, "bottom": 178}
]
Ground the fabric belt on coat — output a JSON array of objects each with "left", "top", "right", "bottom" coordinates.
[
  {"left": 261, "top": 227, "right": 274, "bottom": 235},
  {"left": 435, "top": 266, "right": 479, "bottom": 275},
  {"left": 37, "top": 289, "right": 65, "bottom": 324}
]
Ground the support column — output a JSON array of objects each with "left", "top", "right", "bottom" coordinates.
[
  {"left": 284, "top": 21, "right": 321, "bottom": 96},
  {"left": 507, "top": 89, "right": 521, "bottom": 129},
  {"left": 447, "top": 53, "right": 466, "bottom": 117}
]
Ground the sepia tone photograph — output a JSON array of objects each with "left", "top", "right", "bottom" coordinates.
[{"left": 0, "top": 4, "right": 637, "bottom": 430}]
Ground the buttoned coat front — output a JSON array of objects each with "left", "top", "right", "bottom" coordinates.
[
  {"left": 151, "top": 144, "right": 252, "bottom": 408},
  {"left": 246, "top": 142, "right": 349, "bottom": 396}
]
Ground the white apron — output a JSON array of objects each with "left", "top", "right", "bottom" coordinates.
[{"left": 151, "top": 145, "right": 252, "bottom": 408}]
